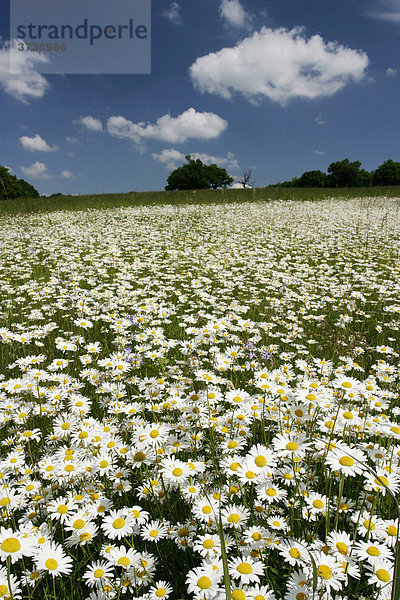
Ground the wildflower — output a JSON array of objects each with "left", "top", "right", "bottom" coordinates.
[
  {"left": 35, "top": 542, "right": 73, "bottom": 577},
  {"left": 101, "top": 510, "right": 135, "bottom": 540},
  {"left": 82, "top": 561, "right": 114, "bottom": 588},
  {"left": 325, "top": 446, "right": 366, "bottom": 477},
  {"left": 221, "top": 504, "right": 250, "bottom": 529},
  {"left": 186, "top": 565, "right": 221, "bottom": 599},
  {"left": 148, "top": 580, "right": 173, "bottom": 600},
  {"left": 228, "top": 556, "right": 265, "bottom": 584},
  {"left": 140, "top": 520, "right": 169, "bottom": 542},
  {"left": 0, "top": 527, "right": 35, "bottom": 563}
]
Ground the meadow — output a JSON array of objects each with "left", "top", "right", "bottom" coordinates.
[{"left": 0, "top": 192, "right": 399, "bottom": 600}]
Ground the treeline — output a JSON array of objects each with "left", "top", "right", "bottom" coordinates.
[
  {"left": 0, "top": 166, "right": 39, "bottom": 200},
  {"left": 275, "top": 159, "right": 400, "bottom": 188}
]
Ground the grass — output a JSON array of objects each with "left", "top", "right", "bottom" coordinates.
[
  {"left": 0, "top": 185, "right": 399, "bottom": 216},
  {"left": 0, "top": 196, "right": 399, "bottom": 600}
]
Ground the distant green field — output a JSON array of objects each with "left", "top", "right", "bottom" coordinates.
[{"left": 0, "top": 185, "right": 399, "bottom": 215}]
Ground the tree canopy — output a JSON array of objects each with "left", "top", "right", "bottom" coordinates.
[
  {"left": 0, "top": 166, "right": 39, "bottom": 201},
  {"left": 275, "top": 159, "right": 399, "bottom": 188},
  {"left": 165, "top": 156, "right": 233, "bottom": 191}
]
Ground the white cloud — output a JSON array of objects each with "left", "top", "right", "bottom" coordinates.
[
  {"left": 152, "top": 148, "right": 239, "bottom": 171},
  {"left": 368, "top": 0, "right": 400, "bottom": 22},
  {"left": 386, "top": 67, "right": 397, "bottom": 76},
  {"left": 107, "top": 108, "right": 228, "bottom": 144},
  {"left": 20, "top": 161, "right": 50, "bottom": 179},
  {"left": 190, "top": 27, "right": 369, "bottom": 105},
  {"left": 20, "top": 134, "right": 58, "bottom": 152},
  {"left": 219, "top": 0, "right": 251, "bottom": 28},
  {"left": 66, "top": 136, "right": 80, "bottom": 144},
  {"left": 313, "top": 150, "right": 325, "bottom": 156},
  {"left": 0, "top": 40, "right": 49, "bottom": 103},
  {"left": 315, "top": 112, "right": 327, "bottom": 125},
  {"left": 74, "top": 116, "right": 103, "bottom": 131},
  {"left": 61, "top": 170, "right": 75, "bottom": 179},
  {"left": 163, "top": 2, "right": 182, "bottom": 25}
]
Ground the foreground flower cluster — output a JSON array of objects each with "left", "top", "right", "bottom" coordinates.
[{"left": 0, "top": 197, "right": 399, "bottom": 600}]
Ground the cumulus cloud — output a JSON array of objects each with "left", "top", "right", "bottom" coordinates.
[
  {"left": 20, "top": 134, "right": 58, "bottom": 152},
  {"left": 61, "top": 170, "right": 75, "bottom": 179},
  {"left": 219, "top": 0, "right": 252, "bottom": 28},
  {"left": 163, "top": 2, "right": 182, "bottom": 25},
  {"left": 107, "top": 108, "right": 228, "bottom": 144},
  {"left": 313, "top": 150, "right": 325, "bottom": 156},
  {"left": 386, "top": 67, "right": 397, "bottom": 76},
  {"left": 190, "top": 27, "right": 369, "bottom": 105},
  {"left": 20, "top": 161, "right": 50, "bottom": 179},
  {"left": 0, "top": 40, "right": 49, "bottom": 103},
  {"left": 315, "top": 112, "right": 327, "bottom": 125},
  {"left": 74, "top": 116, "right": 103, "bottom": 131},
  {"left": 152, "top": 148, "right": 239, "bottom": 171}
]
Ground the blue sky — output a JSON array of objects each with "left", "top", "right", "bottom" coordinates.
[{"left": 0, "top": 0, "right": 399, "bottom": 194}]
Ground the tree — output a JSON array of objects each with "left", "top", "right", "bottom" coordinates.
[
  {"left": 236, "top": 168, "right": 254, "bottom": 188},
  {"left": 207, "top": 163, "right": 235, "bottom": 189},
  {"left": 0, "top": 166, "right": 39, "bottom": 200},
  {"left": 326, "top": 159, "right": 370, "bottom": 188},
  {"left": 372, "top": 159, "right": 400, "bottom": 186},
  {"left": 165, "top": 155, "right": 233, "bottom": 191},
  {"left": 298, "top": 170, "right": 327, "bottom": 188}
]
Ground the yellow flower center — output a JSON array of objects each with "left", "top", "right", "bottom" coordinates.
[
  {"left": 266, "top": 488, "right": 277, "bottom": 497},
  {"left": 203, "top": 539, "right": 215, "bottom": 549},
  {"left": 172, "top": 468, "right": 183, "bottom": 477},
  {"left": 376, "top": 569, "right": 390, "bottom": 582},
  {"left": 94, "top": 569, "right": 104, "bottom": 578},
  {"left": 339, "top": 456, "right": 354, "bottom": 467},
  {"left": 313, "top": 499, "right": 324, "bottom": 509},
  {"left": 197, "top": 576, "right": 212, "bottom": 589},
  {"left": 367, "top": 546, "right": 380, "bottom": 556},
  {"left": 228, "top": 441, "right": 238, "bottom": 449},
  {"left": 286, "top": 442, "right": 298, "bottom": 451},
  {"left": 99, "top": 460, "right": 109, "bottom": 468},
  {"left": 318, "top": 565, "right": 333, "bottom": 579},
  {"left": 202, "top": 506, "right": 212, "bottom": 514},
  {"left": 57, "top": 504, "right": 68, "bottom": 514},
  {"left": 237, "top": 562, "right": 253, "bottom": 574},
  {"left": 228, "top": 514, "right": 240, "bottom": 524},
  {"left": 149, "top": 529, "right": 158, "bottom": 538},
  {"left": 113, "top": 518, "right": 125, "bottom": 529},
  {"left": 245, "top": 470, "right": 256, "bottom": 479},
  {"left": 252, "top": 532, "right": 262, "bottom": 541},
  {"left": 117, "top": 557, "right": 131, "bottom": 567},
  {"left": 336, "top": 542, "right": 348, "bottom": 555},
  {"left": 363, "top": 520, "right": 375, "bottom": 530},
  {"left": 45, "top": 558, "right": 58, "bottom": 571},
  {"left": 254, "top": 455, "right": 267, "bottom": 467},
  {"left": 156, "top": 589, "right": 166, "bottom": 597},
  {"left": 374, "top": 476, "right": 389, "bottom": 487},
  {"left": 150, "top": 430, "right": 159, "bottom": 438},
  {"left": 134, "top": 451, "right": 146, "bottom": 462},
  {"left": 232, "top": 591, "right": 246, "bottom": 600},
  {"left": 289, "top": 548, "right": 301, "bottom": 559},
  {"left": 0, "top": 538, "right": 21, "bottom": 553},
  {"left": 73, "top": 519, "right": 85, "bottom": 529},
  {"left": 387, "top": 525, "right": 397, "bottom": 536}
]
